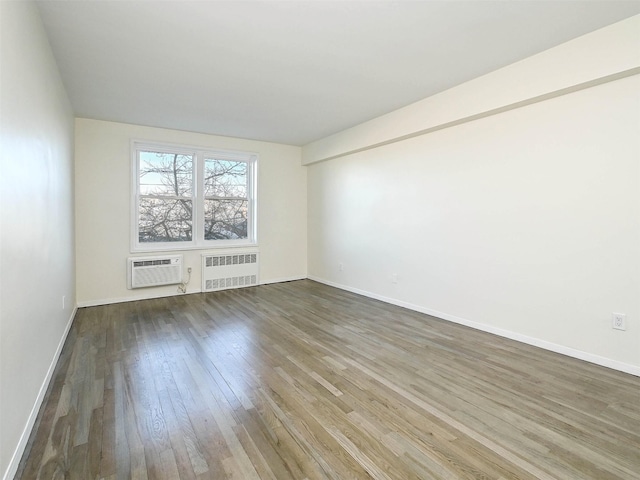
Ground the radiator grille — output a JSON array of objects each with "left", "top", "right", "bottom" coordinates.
[
  {"left": 205, "top": 275, "right": 257, "bottom": 291},
  {"left": 202, "top": 252, "right": 259, "bottom": 292},
  {"left": 205, "top": 253, "right": 257, "bottom": 268}
]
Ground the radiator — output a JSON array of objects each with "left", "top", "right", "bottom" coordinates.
[
  {"left": 202, "top": 251, "right": 259, "bottom": 292},
  {"left": 127, "top": 255, "right": 183, "bottom": 289}
]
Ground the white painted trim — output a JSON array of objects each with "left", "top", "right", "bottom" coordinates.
[
  {"left": 130, "top": 139, "right": 258, "bottom": 253},
  {"left": 3, "top": 306, "right": 77, "bottom": 480},
  {"left": 77, "top": 276, "right": 307, "bottom": 307},
  {"left": 308, "top": 275, "right": 640, "bottom": 377},
  {"left": 78, "top": 291, "right": 196, "bottom": 307},
  {"left": 12, "top": 275, "right": 637, "bottom": 480},
  {"left": 260, "top": 275, "right": 307, "bottom": 285}
]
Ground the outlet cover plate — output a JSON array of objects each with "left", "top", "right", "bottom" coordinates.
[{"left": 612, "top": 313, "right": 626, "bottom": 331}]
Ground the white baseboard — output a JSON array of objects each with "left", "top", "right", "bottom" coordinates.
[
  {"left": 308, "top": 276, "right": 640, "bottom": 377},
  {"left": 77, "top": 276, "right": 308, "bottom": 308},
  {"left": 6, "top": 275, "right": 636, "bottom": 480},
  {"left": 260, "top": 275, "right": 307, "bottom": 285},
  {"left": 74, "top": 274, "right": 640, "bottom": 376},
  {"left": 77, "top": 290, "right": 194, "bottom": 308},
  {"left": 3, "top": 306, "right": 77, "bottom": 480}
]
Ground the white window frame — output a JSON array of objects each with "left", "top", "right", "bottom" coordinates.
[{"left": 131, "top": 140, "right": 257, "bottom": 252}]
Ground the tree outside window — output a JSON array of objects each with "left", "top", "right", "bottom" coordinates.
[{"left": 133, "top": 142, "right": 256, "bottom": 251}]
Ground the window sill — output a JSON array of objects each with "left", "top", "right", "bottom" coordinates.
[{"left": 131, "top": 241, "right": 259, "bottom": 255}]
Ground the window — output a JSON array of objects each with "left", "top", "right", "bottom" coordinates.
[{"left": 132, "top": 141, "right": 256, "bottom": 251}]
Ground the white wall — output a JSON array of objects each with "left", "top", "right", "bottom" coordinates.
[
  {"left": 307, "top": 22, "right": 640, "bottom": 375},
  {"left": 303, "top": 15, "right": 640, "bottom": 165},
  {"left": 75, "top": 119, "right": 307, "bottom": 306},
  {"left": 0, "top": 3, "right": 76, "bottom": 479}
]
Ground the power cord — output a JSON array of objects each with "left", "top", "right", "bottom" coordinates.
[{"left": 178, "top": 267, "right": 192, "bottom": 293}]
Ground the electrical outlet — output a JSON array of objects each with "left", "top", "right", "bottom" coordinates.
[
  {"left": 62, "top": 296, "right": 66, "bottom": 310},
  {"left": 339, "top": 263, "right": 344, "bottom": 272},
  {"left": 391, "top": 274, "right": 398, "bottom": 284},
  {"left": 612, "top": 313, "right": 626, "bottom": 331}
]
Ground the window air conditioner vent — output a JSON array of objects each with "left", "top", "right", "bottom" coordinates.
[{"left": 128, "top": 255, "right": 183, "bottom": 289}]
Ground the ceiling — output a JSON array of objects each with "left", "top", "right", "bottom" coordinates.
[{"left": 36, "top": 1, "right": 640, "bottom": 146}]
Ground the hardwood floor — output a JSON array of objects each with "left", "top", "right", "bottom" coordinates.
[{"left": 16, "top": 280, "right": 640, "bottom": 479}]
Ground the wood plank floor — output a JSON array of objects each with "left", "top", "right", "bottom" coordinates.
[{"left": 16, "top": 280, "right": 640, "bottom": 479}]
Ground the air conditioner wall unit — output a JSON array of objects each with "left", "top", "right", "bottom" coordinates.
[{"left": 127, "top": 255, "right": 183, "bottom": 289}]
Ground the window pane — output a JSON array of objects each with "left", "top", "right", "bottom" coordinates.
[
  {"left": 139, "top": 151, "right": 193, "bottom": 196},
  {"left": 139, "top": 197, "right": 192, "bottom": 242},
  {"left": 204, "top": 199, "right": 248, "bottom": 240},
  {"left": 204, "top": 159, "right": 247, "bottom": 198}
]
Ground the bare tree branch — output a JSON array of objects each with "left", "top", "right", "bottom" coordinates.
[{"left": 138, "top": 152, "right": 248, "bottom": 242}]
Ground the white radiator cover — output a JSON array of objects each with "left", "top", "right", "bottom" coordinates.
[
  {"left": 202, "top": 251, "right": 259, "bottom": 292},
  {"left": 127, "top": 255, "right": 183, "bottom": 289}
]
